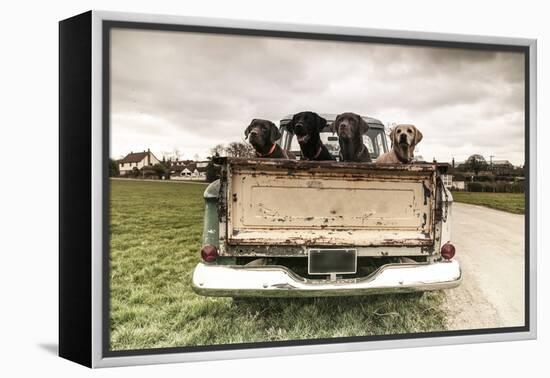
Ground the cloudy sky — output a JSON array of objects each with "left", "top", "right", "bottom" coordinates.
[{"left": 110, "top": 28, "right": 525, "bottom": 165}]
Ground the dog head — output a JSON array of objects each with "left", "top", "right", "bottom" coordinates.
[
  {"left": 245, "top": 119, "right": 281, "bottom": 152},
  {"left": 333, "top": 113, "right": 369, "bottom": 158},
  {"left": 287, "top": 111, "right": 327, "bottom": 145},
  {"left": 390, "top": 124, "right": 423, "bottom": 160},
  {"left": 332, "top": 112, "right": 369, "bottom": 139}
]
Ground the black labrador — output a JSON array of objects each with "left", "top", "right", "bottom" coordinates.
[
  {"left": 287, "top": 111, "right": 335, "bottom": 161},
  {"left": 245, "top": 119, "right": 295, "bottom": 159},
  {"left": 332, "top": 112, "right": 371, "bottom": 162}
]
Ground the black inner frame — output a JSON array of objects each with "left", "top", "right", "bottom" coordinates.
[{"left": 102, "top": 20, "right": 531, "bottom": 358}]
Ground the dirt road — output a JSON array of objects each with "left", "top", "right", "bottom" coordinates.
[{"left": 443, "top": 202, "right": 525, "bottom": 330}]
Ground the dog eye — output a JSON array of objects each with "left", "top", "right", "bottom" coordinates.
[
  {"left": 397, "top": 130, "right": 401, "bottom": 133},
  {"left": 407, "top": 129, "right": 412, "bottom": 133}
]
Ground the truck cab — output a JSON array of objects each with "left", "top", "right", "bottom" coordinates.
[{"left": 278, "top": 113, "right": 388, "bottom": 161}]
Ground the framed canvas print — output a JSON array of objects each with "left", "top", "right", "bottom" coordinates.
[{"left": 59, "top": 10, "right": 537, "bottom": 368}]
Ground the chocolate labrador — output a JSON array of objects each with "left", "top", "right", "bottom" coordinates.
[
  {"left": 377, "top": 124, "right": 423, "bottom": 164},
  {"left": 332, "top": 112, "right": 371, "bottom": 162},
  {"left": 245, "top": 119, "right": 295, "bottom": 159},
  {"left": 287, "top": 111, "right": 335, "bottom": 161}
]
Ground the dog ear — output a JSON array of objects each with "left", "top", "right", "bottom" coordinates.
[
  {"left": 269, "top": 122, "right": 282, "bottom": 143},
  {"left": 358, "top": 115, "right": 369, "bottom": 135},
  {"left": 331, "top": 115, "right": 341, "bottom": 135},
  {"left": 317, "top": 114, "right": 328, "bottom": 132},
  {"left": 244, "top": 119, "right": 257, "bottom": 139},
  {"left": 389, "top": 127, "right": 397, "bottom": 147},
  {"left": 285, "top": 117, "right": 294, "bottom": 133},
  {"left": 413, "top": 127, "right": 423, "bottom": 145}
]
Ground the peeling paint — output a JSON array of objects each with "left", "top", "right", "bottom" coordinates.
[{"left": 212, "top": 157, "right": 445, "bottom": 257}]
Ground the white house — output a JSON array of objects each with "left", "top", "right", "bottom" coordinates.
[
  {"left": 441, "top": 174, "right": 466, "bottom": 191},
  {"left": 191, "top": 168, "right": 205, "bottom": 178},
  {"left": 452, "top": 181, "right": 465, "bottom": 190},
  {"left": 441, "top": 174, "right": 453, "bottom": 189},
  {"left": 183, "top": 162, "right": 208, "bottom": 178},
  {"left": 118, "top": 149, "right": 161, "bottom": 176},
  {"left": 170, "top": 161, "right": 209, "bottom": 180}
]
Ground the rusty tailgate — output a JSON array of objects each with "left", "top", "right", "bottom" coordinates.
[{"left": 222, "top": 158, "right": 437, "bottom": 247}]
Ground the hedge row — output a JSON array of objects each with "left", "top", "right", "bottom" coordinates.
[{"left": 465, "top": 181, "right": 524, "bottom": 193}]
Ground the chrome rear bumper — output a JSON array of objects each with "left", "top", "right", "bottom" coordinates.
[{"left": 191, "top": 260, "right": 461, "bottom": 297}]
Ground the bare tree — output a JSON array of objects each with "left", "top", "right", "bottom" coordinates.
[
  {"left": 210, "top": 143, "right": 226, "bottom": 157},
  {"left": 385, "top": 122, "right": 398, "bottom": 138},
  {"left": 225, "top": 141, "right": 255, "bottom": 158},
  {"left": 208, "top": 142, "right": 255, "bottom": 159},
  {"left": 171, "top": 148, "right": 182, "bottom": 161}
]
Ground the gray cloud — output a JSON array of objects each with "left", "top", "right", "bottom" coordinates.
[{"left": 110, "top": 28, "right": 525, "bottom": 165}]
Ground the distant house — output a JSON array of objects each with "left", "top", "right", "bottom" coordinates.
[
  {"left": 169, "top": 164, "right": 186, "bottom": 176},
  {"left": 492, "top": 159, "right": 513, "bottom": 168},
  {"left": 118, "top": 149, "right": 161, "bottom": 176},
  {"left": 170, "top": 160, "right": 209, "bottom": 180},
  {"left": 441, "top": 174, "right": 453, "bottom": 189},
  {"left": 490, "top": 159, "right": 516, "bottom": 175},
  {"left": 194, "top": 166, "right": 208, "bottom": 178},
  {"left": 441, "top": 174, "right": 465, "bottom": 191},
  {"left": 183, "top": 162, "right": 208, "bottom": 178},
  {"left": 452, "top": 181, "right": 466, "bottom": 190}
]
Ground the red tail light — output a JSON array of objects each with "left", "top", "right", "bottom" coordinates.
[
  {"left": 441, "top": 242, "right": 456, "bottom": 260},
  {"left": 201, "top": 244, "right": 218, "bottom": 262}
]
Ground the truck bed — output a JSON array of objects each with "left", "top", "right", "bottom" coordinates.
[{"left": 220, "top": 158, "right": 437, "bottom": 248}]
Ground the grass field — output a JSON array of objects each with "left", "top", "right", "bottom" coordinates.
[
  {"left": 109, "top": 179, "right": 447, "bottom": 351},
  {"left": 452, "top": 192, "right": 525, "bottom": 214}
]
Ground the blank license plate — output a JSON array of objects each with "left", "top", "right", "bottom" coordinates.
[{"left": 308, "top": 249, "right": 357, "bottom": 275}]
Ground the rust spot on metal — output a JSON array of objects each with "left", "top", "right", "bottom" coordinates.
[
  {"left": 421, "top": 246, "right": 434, "bottom": 255},
  {"left": 422, "top": 181, "right": 431, "bottom": 205}
]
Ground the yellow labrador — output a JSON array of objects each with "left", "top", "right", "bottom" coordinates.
[{"left": 377, "top": 124, "right": 423, "bottom": 164}]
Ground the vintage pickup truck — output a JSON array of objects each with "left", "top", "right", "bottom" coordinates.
[{"left": 192, "top": 114, "right": 461, "bottom": 297}]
